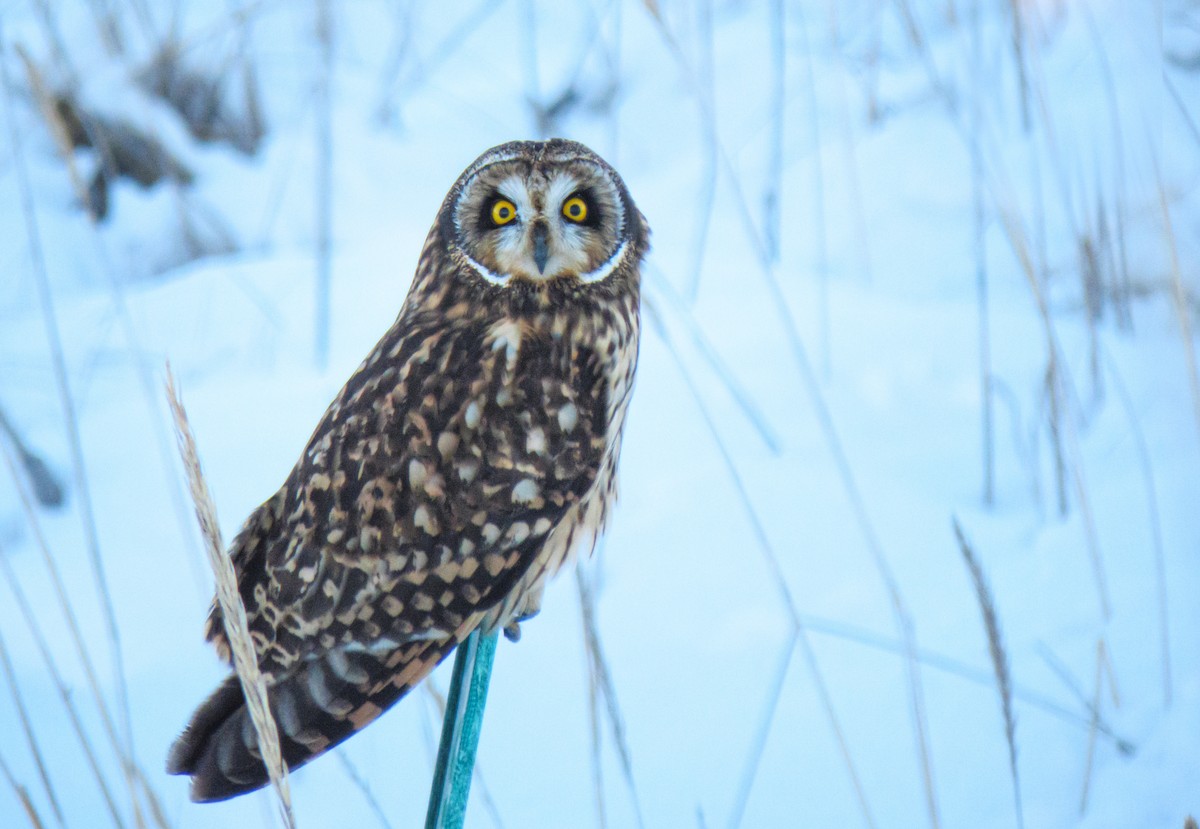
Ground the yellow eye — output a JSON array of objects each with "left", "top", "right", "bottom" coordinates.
[
  {"left": 491, "top": 199, "right": 517, "bottom": 225},
  {"left": 562, "top": 196, "right": 588, "bottom": 223}
]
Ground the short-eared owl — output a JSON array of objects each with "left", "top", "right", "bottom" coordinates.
[{"left": 167, "top": 139, "right": 649, "bottom": 801}]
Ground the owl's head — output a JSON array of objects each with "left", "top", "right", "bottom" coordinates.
[{"left": 438, "top": 139, "right": 648, "bottom": 291}]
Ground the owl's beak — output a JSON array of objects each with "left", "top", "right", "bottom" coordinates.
[{"left": 532, "top": 225, "right": 550, "bottom": 274}]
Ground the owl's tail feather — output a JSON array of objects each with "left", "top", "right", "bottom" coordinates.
[{"left": 167, "top": 636, "right": 462, "bottom": 803}]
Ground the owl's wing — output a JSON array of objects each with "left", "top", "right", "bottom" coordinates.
[{"left": 171, "top": 309, "right": 610, "bottom": 800}]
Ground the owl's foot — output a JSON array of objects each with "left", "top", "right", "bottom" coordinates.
[{"left": 502, "top": 608, "right": 541, "bottom": 643}]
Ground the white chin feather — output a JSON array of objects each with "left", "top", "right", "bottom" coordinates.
[
  {"left": 465, "top": 241, "right": 629, "bottom": 286},
  {"left": 465, "top": 254, "right": 513, "bottom": 286},
  {"left": 576, "top": 240, "right": 629, "bottom": 284}
]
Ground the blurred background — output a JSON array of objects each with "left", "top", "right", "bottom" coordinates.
[{"left": 0, "top": 0, "right": 1196, "bottom": 826}]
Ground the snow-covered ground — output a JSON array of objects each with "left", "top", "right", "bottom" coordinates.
[{"left": 0, "top": 1, "right": 1197, "bottom": 827}]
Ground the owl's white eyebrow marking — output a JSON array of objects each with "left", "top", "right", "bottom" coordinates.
[
  {"left": 577, "top": 240, "right": 629, "bottom": 284},
  {"left": 496, "top": 175, "right": 532, "bottom": 211},
  {"left": 545, "top": 173, "right": 580, "bottom": 211}
]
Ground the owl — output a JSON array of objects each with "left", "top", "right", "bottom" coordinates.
[{"left": 167, "top": 139, "right": 649, "bottom": 802}]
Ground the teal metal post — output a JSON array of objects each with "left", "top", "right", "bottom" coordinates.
[{"left": 424, "top": 630, "right": 499, "bottom": 829}]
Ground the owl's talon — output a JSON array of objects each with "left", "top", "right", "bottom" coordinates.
[{"left": 502, "top": 608, "right": 540, "bottom": 642}]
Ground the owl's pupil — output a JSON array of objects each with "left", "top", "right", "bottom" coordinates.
[
  {"left": 569, "top": 205, "right": 580, "bottom": 217},
  {"left": 498, "top": 206, "right": 510, "bottom": 218}
]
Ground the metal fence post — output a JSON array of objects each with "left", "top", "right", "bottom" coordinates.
[{"left": 424, "top": 630, "right": 499, "bottom": 829}]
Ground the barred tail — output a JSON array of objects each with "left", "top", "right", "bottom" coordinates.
[{"left": 167, "top": 635, "right": 462, "bottom": 802}]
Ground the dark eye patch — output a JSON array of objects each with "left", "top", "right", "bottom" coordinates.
[
  {"left": 565, "top": 189, "right": 602, "bottom": 228},
  {"left": 479, "top": 192, "right": 516, "bottom": 231}
]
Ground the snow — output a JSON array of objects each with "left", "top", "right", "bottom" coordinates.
[{"left": 0, "top": 1, "right": 1197, "bottom": 827}]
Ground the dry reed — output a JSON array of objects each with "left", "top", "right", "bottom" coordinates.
[
  {"left": 576, "top": 564, "right": 646, "bottom": 829},
  {"left": 0, "top": 749, "right": 47, "bottom": 829},
  {"left": 0, "top": 28, "right": 137, "bottom": 788},
  {"left": 642, "top": 300, "right": 878, "bottom": 829},
  {"left": 1104, "top": 351, "right": 1172, "bottom": 707},
  {"left": 0, "top": 622, "right": 64, "bottom": 827},
  {"left": 953, "top": 519, "right": 1023, "bottom": 829},
  {"left": 164, "top": 366, "right": 296, "bottom": 829},
  {"left": 314, "top": 0, "right": 334, "bottom": 370}
]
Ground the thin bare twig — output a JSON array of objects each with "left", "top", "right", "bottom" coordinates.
[
  {"left": 0, "top": 623, "right": 65, "bottom": 828},
  {"left": 684, "top": 0, "right": 717, "bottom": 302},
  {"left": 1101, "top": 349, "right": 1171, "bottom": 707},
  {"left": 1006, "top": 0, "right": 1031, "bottom": 130},
  {"left": 969, "top": 0, "right": 994, "bottom": 507},
  {"left": 643, "top": 301, "right": 877, "bottom": 829},
  {"left": 795, "top": 3, "right": 832, "bottom": 377},
  {"left": 1034, "top": 643, "right": 1130, "bottom": 756},
  {"left": 1078, "top": 640, "right": 1108, "bottom": 815},
  {"left": 0, "top": 749, "right": 47, "bottom": 829},
  {"left": 576, "top": 565, "right": 646, "bottom": 829},
  {"left": 806, "top": 615, "right": 1132, "bottom": 751},
  {"left": 335, "top": 751, "right": 395, "bottom": 829},
  {"left": 1079, "top": 4, "right": 1133, "bottom": 328},
  {"left": 647, "top": 278, "right": 781, "bottom": 454},
  {"left": 0, "top": 542, "right": 128, "bottom": 829},
  {"left": 638, "top": 18, "right": 939, "bottom": 821},
  {"left": 763, "top": 0, "right": 784, "bottom": 264},
  {"left": 1152, "top": 158, "right": 1200, "bottom": 441},
  {"left": 1, "top": 19, "right": 137, "bottom": 789},
  {"left": 991, "top": 200, "right": 1111, "bottom": 622},
  {"left": 20, "top": 42, "right": 215, "bottom": 599},
  {"left": 1, "top": 445, "right": 170, "bottom": 829},
  {"left": 314, "top": 0, "right": 334, "bottom": 370}
]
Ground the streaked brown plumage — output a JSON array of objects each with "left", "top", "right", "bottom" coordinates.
[{"left": 167, "top": 139, "right": 649, "bottom": 802}]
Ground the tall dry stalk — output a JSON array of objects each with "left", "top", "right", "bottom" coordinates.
[
  {"left": 314, "top": 0, "right": 334, "bottom": 370},
  {"left": 334, "top": 751, "right": 395, "bottom": 829},
  {"left": 643, "top": 301, "right": 878, "bottom": 829},
  {"left": 1006, "top": 0, "right": 1031, "bottom": 130},
  {"left": 0, "top": 24, "right": 140, "bottom": 818},
  {"left": 696, "top": 105, "right": 942, "bottom": 829},
  {"left": 0, "top": 749, "right": 47, "bottom": 829},
  {"left": 576, "top": 564, "right": 645, "bottom": 829},
  {"left": 684, "top": 0, "right": 717, "bottom": 302},
  {"left": 953, "top": 520, "right": 1023, "bottom": 829},
  {"left": 1080, "top": 5, "right": 1133, "bottom": 330},
  {"left": 0, "top": 537, "right": 128, "bottom": 829},
  {"left": 795, "top": 2, "right": 832, "bottom": 377},
  {"left": 0, "top": 623, "right": 65, "bottom": 828},
  {"left": 990, "top": 193, "right": 1112, "bottom": 622},
  {"left": 165, "top": 367, "right": 296, "bottom": 829},
  {"left": 649, "top": 274, "right": 780, "bottom": 453},
  {"left": 1, "top": 446, "right": 174, "bottom": 829},
  {"left": 1153, "top": 165, "right": 1200, "bottom": 440},
  {"left": 86, "top": 0, "right": 125, "bottom": 56},
  {"left": 1104, "top": 351, "right": 1172, "bottom": 706},
  {"left": 763, "top": 0, "right": 784, "bottom": 264},
  {"left": 20, "top": 43, "right": 218, "bottom": 596},
  {"left": 808, "top": 612, "right": 1132, "bottom": 749},
  {"left": 1077, "top": 639, "right": 1117, "bottom": 815},
  {"left": 637, "top": 15, "right": 941, "bottom": 811},
  {"left": 969, "top": 0, "right": 994, "bottom": 507}
]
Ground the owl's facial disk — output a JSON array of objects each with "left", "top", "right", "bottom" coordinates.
[{"left": 453, "top": 157, "right": 628, "bottom": 286}]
